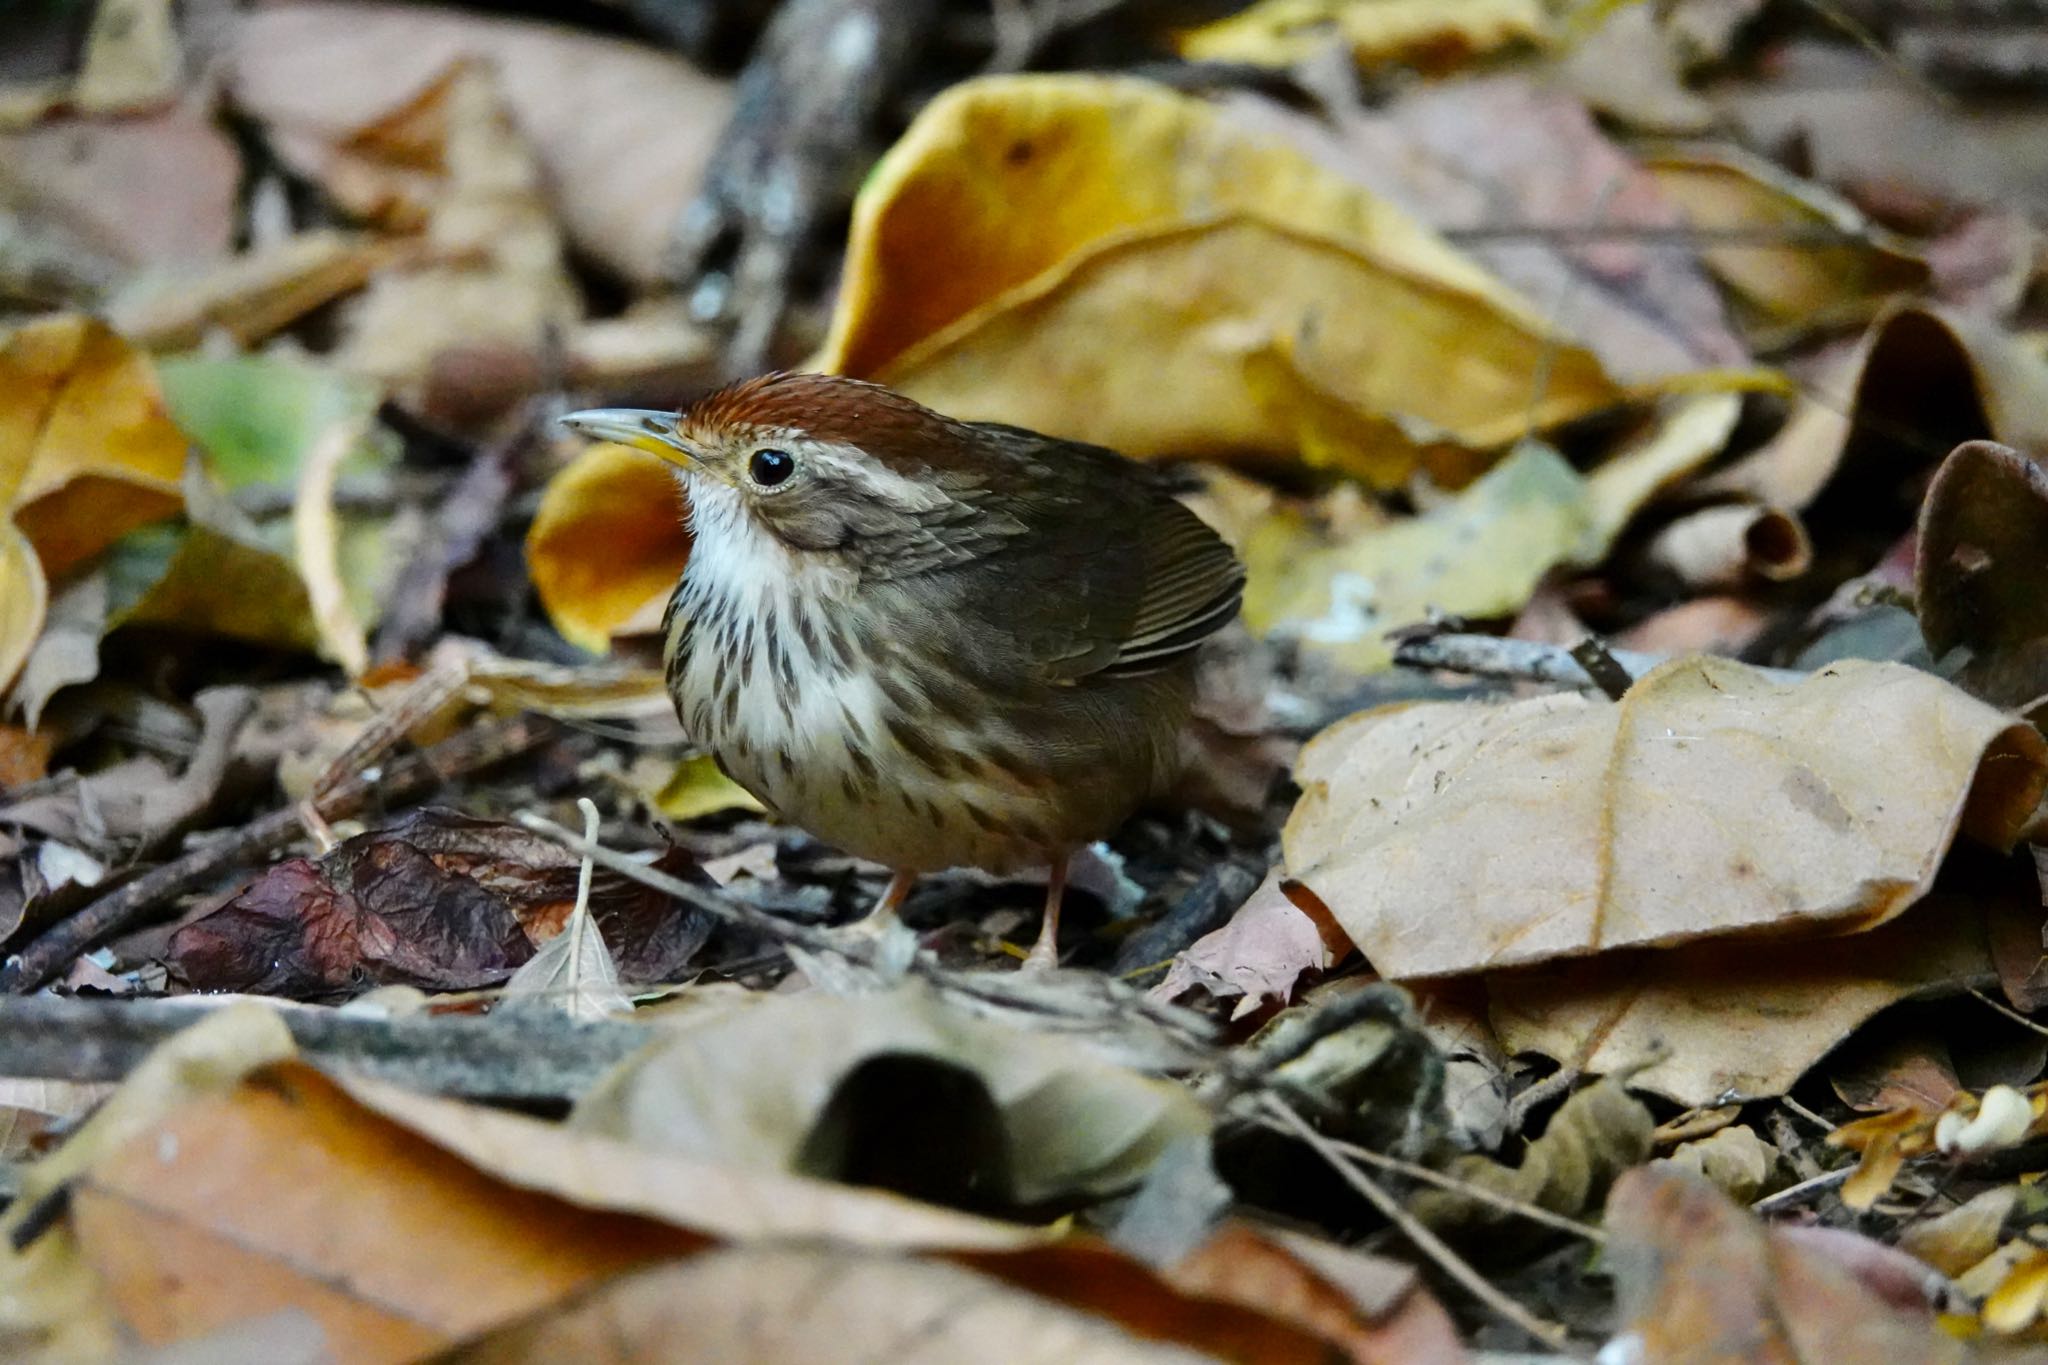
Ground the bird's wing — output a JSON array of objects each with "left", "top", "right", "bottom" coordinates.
[{"left": 945, "top": 427, "right": 1244, "bottom": 685}]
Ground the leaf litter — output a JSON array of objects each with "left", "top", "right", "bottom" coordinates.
[{"left": 11, "top": 2, "right": 2048, "bottom": 1360}]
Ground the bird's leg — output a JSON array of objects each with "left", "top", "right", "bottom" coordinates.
[
  {"left": 1020, "top": 855, "right": 1068, "bottom": 973},
  {"left": 839, "top": 867, "right": 917, "bottom": 939}
]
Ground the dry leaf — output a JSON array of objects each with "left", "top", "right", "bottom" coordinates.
[
  {"left": 572, "top": 984, "right": 1210, "bottom": 1210},
  {"left": 0, "top": 315, "right": 188, "bottom": 688},
  {"left": 327, "top": 61, "right": 581, "bottom": 398},
  {"left": 1223, "top": 75, "right": 1748, "bottom": 383},
  {"left": 1153, "top": 871, "right": 1351, "bottom": 1016},
  {"left": 1652, "top": 1124, "right": 1781, "bottom": 1204},
  {"left": 230, "top": 1, "right": 730, "bottom": 288},
  {"left": 446, "top": 1248, "right": 1222, "bottom": 1364},
  {"left": 0, "top": 0, "right": 181, "bottom": 128},
  {"left": 1241, "top": 396, "right": 1739, "bottom": 669},
  {"left": 828, "top": 75, "right": 1617, "bottom": 462},
  {"left": 109, "top": 231, "right": 397, "bottom": 351},
  {"left": 1603, "top": 1166, "right": 1968, "bottom": 1364},
  {"left": 1642, "top": 145, "right": 1929, "bottom": 332},
  {"left": 1488, "top": 894, "right": 1999, "bottom": 1105},
  {"left": 503, "top": 801, "right": 634, "bottom": 1021},
  {"left": 1177, "top": 0, "right": 1546, "bottom": 72},
  {"left": 1898, "top": 1186, "right": 2019, "bottom": 1278},
  {"left": 1640, "top": 503, "right": 1812, "bottom": 589},
  {"left": 1286, "top": 656, "right": 2045, "bottom": 980},
  {"left": 1410, "top": 1079, "right": 1652, "bottom": 1234},
  {"left": 70, "top": 1063, "right": 696, "bottom": 1361},
  {"left": 1916, "top": 440, "right": 2048, "bottom": 709}
]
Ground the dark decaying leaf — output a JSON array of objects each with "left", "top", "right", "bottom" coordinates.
[{"left": 168, "top": 808, "right": 707, "bottom": 996}]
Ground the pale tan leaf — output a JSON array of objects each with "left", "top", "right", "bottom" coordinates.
[
  {"left": 1410, "top": 1079, "right": 1652, "bottom": 1233},
  {"left": 1286, "top": 657, "right": 2046, "bottom": 980}
]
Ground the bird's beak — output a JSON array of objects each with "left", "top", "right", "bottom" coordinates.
[{"left": 558, "top": 408, "right": 696, "bottom": 468}]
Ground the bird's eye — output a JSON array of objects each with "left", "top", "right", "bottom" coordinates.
[{"left": 748, "top": 448, "right": 795, "bottom": 487}]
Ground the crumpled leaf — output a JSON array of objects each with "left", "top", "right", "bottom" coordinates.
[
  {"left": 1603, "top": 1166, "right": 1967, "bottom": 1364},
  {"left": 1643, "top": 144, "right": 1929, "bottom": 332},
  {"left": 572, "top": 984, "right": 1209, "bottom": 1210},
  {"left": 1154, "top": 871, "right": 1352, "bottom": 1017},
  {"left": 503, "top": 803, "right": 634, "bottom": 1022},
  {"left": 1916, "top": 440, "right": 2048, "bottom": 710},
  {"left": 317, "top": 60, "right": 580, "bottom": 409},
  {"left": 1488, "top": 893, "right": 2001, "bottom": 1106},
  {"left": 1286, "top": 656, "right": 2045, "bottom": 980},
  {"left": 1243, "top": 395, "right": 1739, "bottom": 669},
  {"left": 229, "top": 0, "right": 730, "bottom": 288},
  {"left": 1410, "top": 1079, "right": 1652, "bottom": 1235},
  {"left": 109, "top": 230, "right": 397, "bottom": 351},
  {"left": 827, "top": 74, "right": 1619, "bottom": 462},
  {"left": 168, "top": 808, "right": 706, "bottom": 997},
  {"left": 1177, "top": 0, "right": 1547, "bottom": 72}
]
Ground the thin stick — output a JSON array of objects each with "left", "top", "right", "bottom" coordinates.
[
  {"left": 1568, "top": 637, "right": 1636, "bottom": 702},
  {"left": 1751, "top": 1166, "right": 1854, "bottom": 1214},
  {"left": 1249, "top": 1113, "right": 1606, "bottom": 1245},
  {"left": 1968, "top": 986, "right": 2048, "bottom": 1039},
  {"left": 0, "top": 714, "right": 556, "bottom": 993},
  {"left": 1259, "top": 1094, "right": 1578, "bottom": 1354},
  {"left": 1391, "top": 628, "right": 1805, "bottom": 689}
]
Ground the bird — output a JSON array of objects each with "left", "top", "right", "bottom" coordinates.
[{"left": 561, "top": 373, "right": 1244, "bottom": 969}]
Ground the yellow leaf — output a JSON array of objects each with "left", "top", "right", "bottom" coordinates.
[
  {"left": 1288, "top": 657, "right": 2047, "bottom": 981},
  {"left": 1178, "top": 0, "right": 1548, "bottom": 72},
  {"left": 826, "top": 75, "right": 1571, "bottom": 399},
  {"left": 638, "top": 754, "right": 764, "bottom": 823},
  {"left": 526, "top": 442, "right": 689, "bottom": 653},
  {"left": 0, "top": 522, "right": 47, "bottom": 696},
  {"left": 0, "top": 316, "right": 186, "bottom": 578},
  {"left": 879, "top": 215, "right": 1619, "bottom": 463}
]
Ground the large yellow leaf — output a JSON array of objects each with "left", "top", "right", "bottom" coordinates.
[
  {"left": 823, "top": 74, "right": 1609, "bottom": 463},
  {"left": 877, "top": 215, "right": 1619, "bottom": 463},
  {"left": 525, "top": 442, "right": 689, "bottom": 653},
  {"left": 1285, "top": 656, "right": 2046, "bottom": 980},
  {"left": 0, "top": 524, "right": 47, "bottom": 704}
]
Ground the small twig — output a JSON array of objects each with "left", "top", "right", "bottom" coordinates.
[
  {"left": 1967, "top": 986, "right": 2048, "bottom": 1039},
  {"left": 1390, "top": 628, "right": 1805, "bottom": 690},
  {"left": 0, "top": 714, "right": 557, "bottom": 993},
  {"left": 1259, "top": 1094, "right": 1579, "bottom": 1355},
  {"left": 1248, "top": 1113, "right": 1606, "bottom": 1245},
  {"left": 1780, "top": 1095, "right": 1839, "bottom": 1133},
  {"left": 1751, "top": 1166, "right": 1855, "bottom": 1214}
]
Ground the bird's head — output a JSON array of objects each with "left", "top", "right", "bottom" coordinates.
[{"left": 560, "top": 374, "right": 996, "bottom": 568}]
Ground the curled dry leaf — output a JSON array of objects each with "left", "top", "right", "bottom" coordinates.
[
  {"left": 1651, "top": 1124, "right": 1781, "bottom": 1204},
  {"left": 826, "top": 75, "right": 1618, "bottom": 463},
  {"left": 1285, "top": 656, "right": 2046, "bottom": 981},
  {"left": 1698, "top": 305, "right": 2048, "bottom": 561},
  {"left": 1831, "top": 1082, "right": 2048, "bottom": 1211},
  {"left": 571, "top": 984, "right": 1209, "bottom": 1210},
  {"left": 1916, "top": 440, "right": 2048, "bottom": 709},
  {"left": 1177, "top": 0, "right": 1546, "bottom": 73},
  {"left": 1603, "top": 1166, "right": 1968, "bottom": 1364},
  {"left": 0, "top": 0, "right": 181, "bottom": 128}
]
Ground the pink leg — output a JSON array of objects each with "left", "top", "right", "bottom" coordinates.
[
  {"left": 1020, "top": 856, "right": 1067, "bottom": 972},
  {"left": 852, "top": 868, "right": 917, "bottom": 933}
]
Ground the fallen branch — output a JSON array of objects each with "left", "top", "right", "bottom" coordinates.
[
  {"left": 0, "top": 713, "right": 557, "bottom": 994},
  {"left": 0, "top": 995, "right": 645, "bottom": 1101}
]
